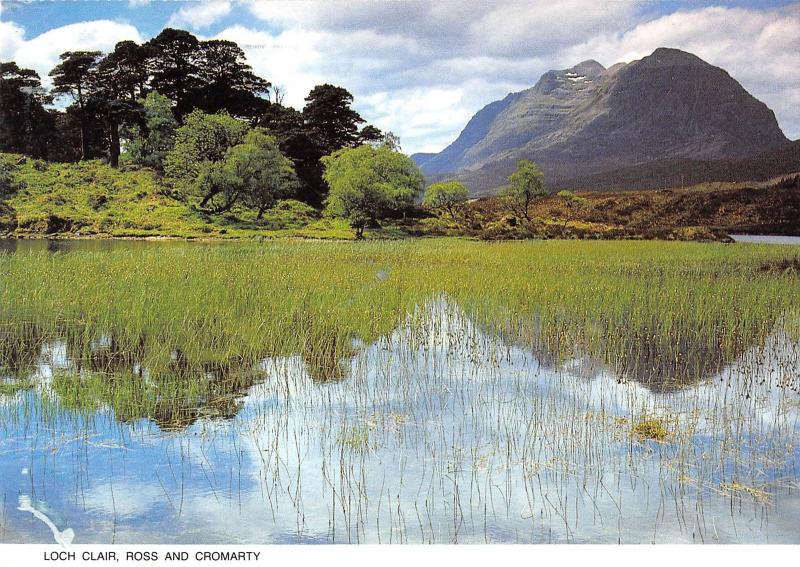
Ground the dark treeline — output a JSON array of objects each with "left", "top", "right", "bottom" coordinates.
[{"left": 0, "top": 27, "right": 387, "bottom": 206}]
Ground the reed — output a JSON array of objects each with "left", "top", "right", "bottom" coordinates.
[{"left": 0, "top": 239, "right": 798, "bottom": 543}]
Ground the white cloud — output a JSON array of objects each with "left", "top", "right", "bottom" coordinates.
[
  {"left": 360, "top": 87, "right": 475, "bottom": 153},
  {"left": 83, "top": 481, "right": 163, "bottom": 518},
  {"left": 0, "top": 20, "right": 143, "bottom": 87},
  {"left": 2, "top": 1, "right": 798, "bottom": 152},
  {"left": 244, "top": 0, "right": 636, "bottom": 58},
  {"left": 168, "top": 0, "right": 232, "bottom": 30},
  {"left": 214, "top": 25, "right": 325, "bottom": 110},
  {"left": 0, "top": 20, "right": 26, "bottom": 61}
]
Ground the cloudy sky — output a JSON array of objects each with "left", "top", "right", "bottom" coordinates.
[{"left": 1, "top": 0, "right": 798, "bottom": 153}]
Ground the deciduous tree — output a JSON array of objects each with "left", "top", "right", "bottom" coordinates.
[
  {"left": 557, "top": 189, "right": 587, "bottom": 228},
  {"left": 164, "top": 109, "right": 248, "bottom": 183},
  {"left": 500, "top": 159, "right": 546, "bottom": 221},
  {"left": 423, "top": 181, "right": 469, "bottom": 219},
  {"left": 322, "top": 145, "right": 422, "bottom": 238},
  {"left": 123, "top": 92, "right": 178, "bottom": 170}
]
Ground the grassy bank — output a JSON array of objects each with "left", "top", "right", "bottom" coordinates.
[
  {"left": 0, "top": 153, "right": 357, "bottom": 240},
  {"left": 2, "top": 153, "right": 799, "bottom": 241},
  {"left": 419, "top": 175, "right": 800, "bottom": 240}
]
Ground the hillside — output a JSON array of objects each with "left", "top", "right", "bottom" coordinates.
[
  {"left": 416, "top": 48, "right": 792, "bottom": 194},
  {"left": 2, "top": 153, "right": 798, "bottom": 242},
  {"left": 0, "top": 154, "right": 353, "bottom": 239},
  {"left": 415, "top": 175, "right": 800, "bottom": 241}
]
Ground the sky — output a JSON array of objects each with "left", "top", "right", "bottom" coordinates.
[{"left": 1, "top": 0, "right": 798, "bottom": 154}]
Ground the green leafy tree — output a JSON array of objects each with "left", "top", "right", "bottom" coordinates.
[
  {"left": 557, "top": 190, "right": 587, "bottom": 228},
  {"left": 381, "top": 131, "right": 402, "bottom": 152},
  {"left": 123, "top": 92, "right": 178, "bottom": 170},
  {"left": 225, "top": 129, "right": 298, "bottom": 218},
  {"left": 164, "top": 109, "right": 249, "bottom": 187},
  {"left": 193, "top": 160, "right": 243, "bottom": 213},
  {"left": 322, "top": 145, "right": 423, "bottom": 238},
  {"left": 423, "top": 181, "right": 470, "bottom": 219},
  {"left": 193, "top": 130, "right": 298, "bottom": 215},
  {"left": 500, "top": 159, "right": 546, "bottom": 221}
]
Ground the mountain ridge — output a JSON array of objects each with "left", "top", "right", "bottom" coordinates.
[{"left": 414, "top": 48, "right": 791, "bottom": 194}]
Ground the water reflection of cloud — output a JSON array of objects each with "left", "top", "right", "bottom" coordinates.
[
  {"left": 1, "top": 300, "right": 799, "bottom": 543},
  {"left": 82, "top": 482, "right": 164, "bottom": 518}
]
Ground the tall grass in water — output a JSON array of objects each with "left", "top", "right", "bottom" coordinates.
[
  {"left": 1, "top": 240, "right": 799, "bottom": 543},
  {"left": 1, "top": 240, "right": 797, "bottom": 393}
]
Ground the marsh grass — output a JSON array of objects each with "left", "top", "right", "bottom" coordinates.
[
  {"left": 1, "top": 240, "right": 798, "bottom": 393},
  {"left": 1, "top": 240, "right": 799, "bottom": 543},
  {"left": 632, "top": 418, "right": 669, "bottom": 441}
]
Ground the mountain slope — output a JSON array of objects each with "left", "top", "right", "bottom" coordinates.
[{"left": 422, "top": 48, "right": 790, "bottom": 193}]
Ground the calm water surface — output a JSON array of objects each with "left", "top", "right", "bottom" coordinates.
[
  {"left": 0, "top": 302, "right": 798, "bottom": 544},
  {"left": 0, "top": 240, "right": 799, "bottom": 544},
  {"left": 730, "top": 235, "right": 800, "bottom": 244}
]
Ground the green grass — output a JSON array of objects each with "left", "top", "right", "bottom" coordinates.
[
  {"left": 0, "top": 153, "right": 368, "bottom": 240},
  {"left": 1, "top": 240, "right": 798, "bottom": 399}
]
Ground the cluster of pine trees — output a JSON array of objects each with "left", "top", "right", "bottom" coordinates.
[{"left": 0, "top": 27, "right": 389, "bottom": 208}]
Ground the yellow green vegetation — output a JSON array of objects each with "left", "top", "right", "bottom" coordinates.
[
  {"left": 632, "top": 418, "right": 669, "bottom": 441},
  {"left": 0, "top": 377, "right": 34, "bottom": 397},
  {"left": 4, "top": 152, "right": 797, "bottom": 242},
  {"left": 338, "top": 424, "right": 373, "bottom": 452},
  {"left": 1, "top": 239, "right": 798, "bottom": 396},
  {"left": 718, "top": 482, "right": 771, "bottom": 502},
  {"left": 0, "top": 153, "right": 359, "bottom": 240}
]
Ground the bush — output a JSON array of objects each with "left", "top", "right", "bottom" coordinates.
[
  {"left": 0, "top": 166, "right": 20, "bottom": 198},
  {"left": 88, "top": 193, "right": 108, "bottom": 210},
  {"left": 632, "top": 418, "right": 668, "bottom": 441},
  {"left": 0, "top": 202, "right": 18, "bottom": 232}
]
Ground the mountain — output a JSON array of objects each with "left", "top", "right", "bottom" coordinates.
[
  {"left": 418, "top": 48, "right": 792, "bottom": 194},
  {"left": 557, "top": 140, "right": 800, "bottom": 191},
  {"left": 410, "top": 153, "right": 438, "bottom": 167}
]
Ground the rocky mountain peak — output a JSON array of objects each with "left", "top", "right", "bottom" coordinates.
[
  {"left": 570, "top": 59, "right": 606, "bottom": 76},
  {"left": 644, "top": 47, "right": 707, "bottom": 67},
  {"left": 415, "top": 47, "right": 789, "bottom": 194}
]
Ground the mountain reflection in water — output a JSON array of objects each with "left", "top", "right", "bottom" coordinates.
[{"left": 1, "top": 301, "right": 798, "bottom": 544}]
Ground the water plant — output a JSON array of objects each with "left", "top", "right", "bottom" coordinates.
[
  {"left": 0, "top": 239, "right": 798, "bottom": 544},
  {"left": 632, "top": 418, "right": 669, "bottom": 441}
]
